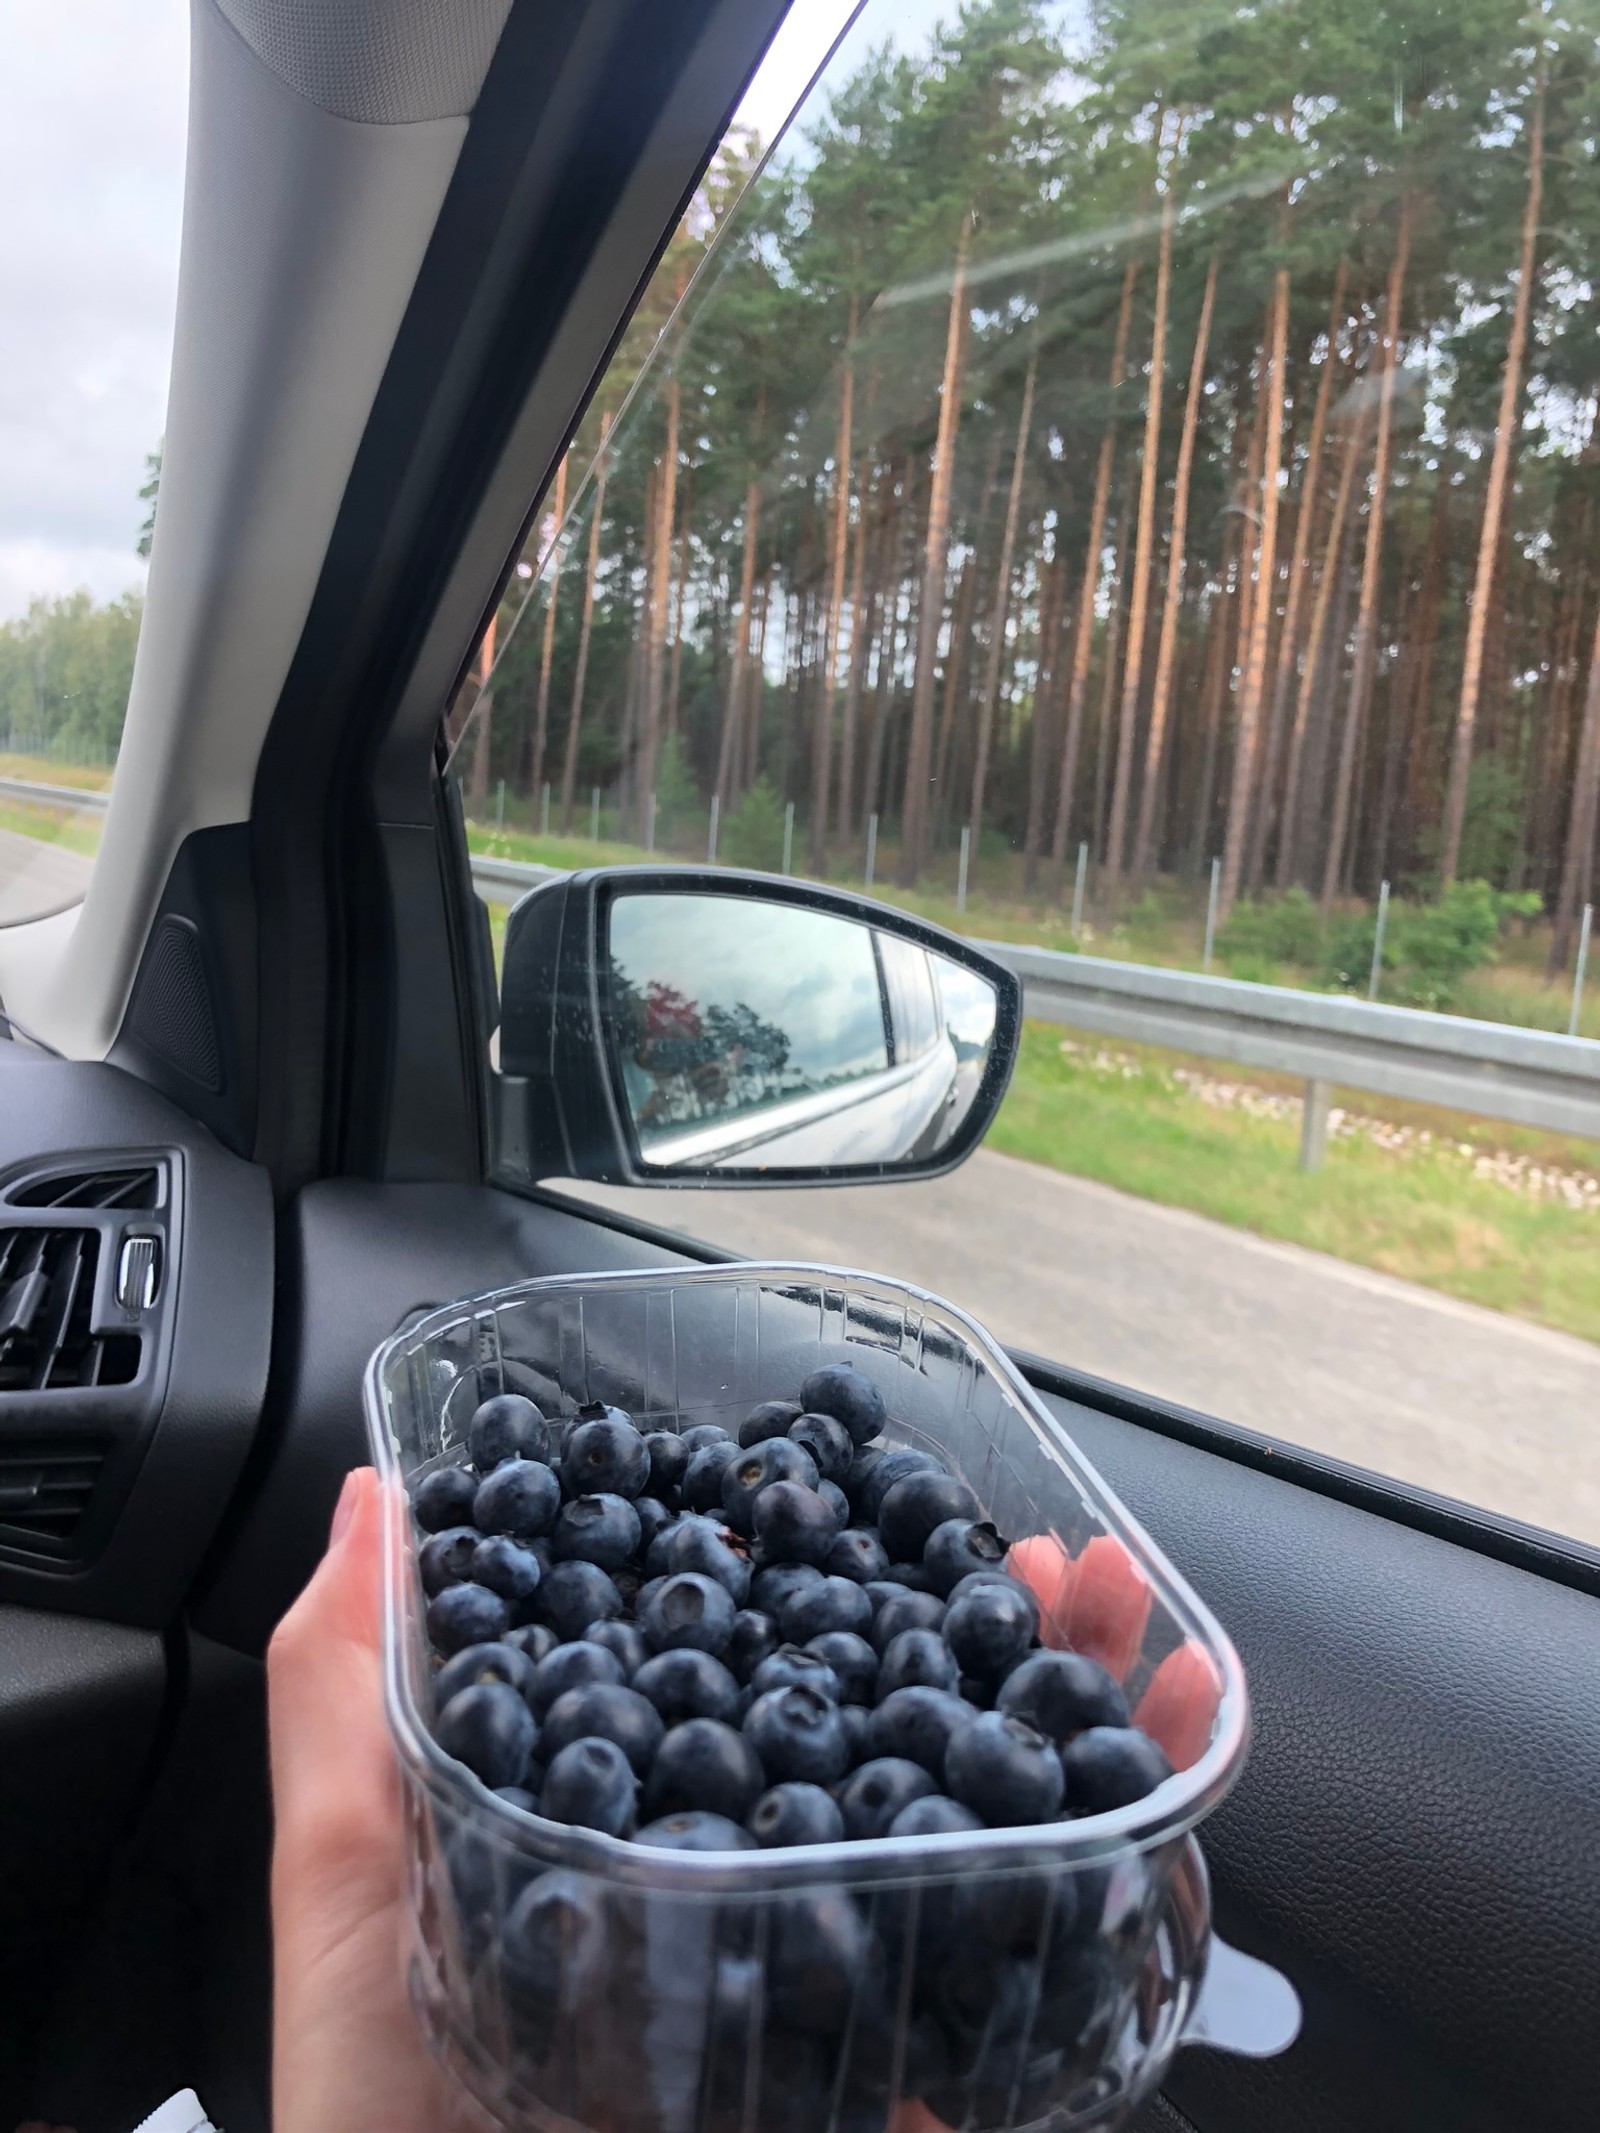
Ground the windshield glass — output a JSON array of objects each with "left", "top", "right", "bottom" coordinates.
[{"left": 0, "top": 0, "right": 187, "bottom": 921}]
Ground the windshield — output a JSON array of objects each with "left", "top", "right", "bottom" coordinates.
[{"left": 0, "top": 0, "right": 187, "bottom": 922}]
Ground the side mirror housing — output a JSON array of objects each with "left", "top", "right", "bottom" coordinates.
[{"left": 494, "top": 867, "right": 1020, "bottom": 1189}]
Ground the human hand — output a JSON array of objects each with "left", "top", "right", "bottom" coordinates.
[{"left": 267, "top": 1465, "right": 489, "bottom": 2133}]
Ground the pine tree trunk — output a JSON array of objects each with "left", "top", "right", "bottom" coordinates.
[
  {"left": 1552, "top": 602, "right": 1600, "bottom": 971},
  {"left": 1133, "top": 252, "right": 1217, "bottom": 879},
  {"left": 1321, "top": 202, "right": 1412, "bottom": 916},
  {"left": 560, "top": 415, "right": 612, "bottom": 830},
  {"left": 1050, "top": 263, "right": 1140, "bottom": 880},
  {"left": 1105, "top": 160, "right": 1178, "bottom": 888},
  {"left": 1023, "top": 542, "right": 1070, "bottom": 888},
  {"left": 468, "top": 612, "right": 497, "bottom": 810},
  {"left": 529, "top": 453, "right": 570, "bottom": 812},
  {"left": 898, "top": 221, "right": 971, "bottom": 884},
  {"left": 715, "top": 476, "right": 762, "bottom": 807},
  {"left": 970, "top": 352, "right": 1037, "bottom": 842},
  {"left": 742, "top": 572, "right": 772, "bottom": 792},
  {"left": 1218, "top": 268, "right": 1291, "bottom": 923},
  {"left": 933, "top": 552, "right": 981, "bottom": 816},
  {"left": 1093, "top": 476, "right": 1136, "bottom": 861},
  {"left": 636, "top": 378, "right": 680, "bottom": 835},
  {"left": 837, "top": 445, "right": 878, "bottom": 845},
  {"left": 1248, "top": 257, "right": 1349, "bottom": 888},
  {"left": 665, "top": 467, "right": 694, "bottom": 741},
  {"left": 1191, "top": 581, "right": 1233, "bottom": 870},
  {"left": 809, "top": 300, "right": 858, "bottom": 870},
  {"left": 1442, "top": 87, "right": 1545, "bottom": 885}
]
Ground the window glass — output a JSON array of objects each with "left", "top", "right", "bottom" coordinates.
[
  {"left": 465, "top": 0, "right": 1600, "bottom": 1548},
  {"left": 0, "top": 1, "right": 187, "bottom": 921},
  {"left": 878, "top": 936, "right": 941, "bottom": 1063}
]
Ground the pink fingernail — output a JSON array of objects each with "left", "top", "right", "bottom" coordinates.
[{"left": 329, "top": 1468, "right": 361, "bottom": 1546}]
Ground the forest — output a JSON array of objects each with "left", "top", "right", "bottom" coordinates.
[{"left": 455, "top": 0, "right": 1600, "bottom": 973}]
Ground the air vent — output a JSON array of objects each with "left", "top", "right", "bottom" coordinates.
[
  {"left": 11, "top": 1167, "right": 160, "bottom": 1211},
  {"left": 0, "top": 1439, "right": 106, "bottom": 1549},
  {"left": 0, "top": 1230, "right": 140, "bottom": 1391}
]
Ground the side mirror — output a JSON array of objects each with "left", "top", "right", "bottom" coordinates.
[{"left": 495, "top": 868, "right": 1020, "bottom": 1188}]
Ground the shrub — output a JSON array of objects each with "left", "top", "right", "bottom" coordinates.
[
  {"left": 720, "top": 777, "right": 787, "bottom": 871},
  {"left": 1216, "top": 886, "right": 1324, "bottom": 971},
  {"left": 1324, "top": 881, "right": 1540, "bottom": 1010}
]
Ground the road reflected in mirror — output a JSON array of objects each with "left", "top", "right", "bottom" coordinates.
[{"left": 607, "top": 891, "right": 998, "bottom": 1173}]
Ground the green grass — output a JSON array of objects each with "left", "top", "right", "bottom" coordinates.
[
  {"left": 0, "top": 798, "right": 103, "bottom": 857},
  {"left": 990, "top": 1022, "right": 1600, "bottom": 1345},
  {"left": 0, "top": 751, "right": 113, "bottom": 793}
]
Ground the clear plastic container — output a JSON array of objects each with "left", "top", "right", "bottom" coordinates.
[{"left": 365, "top": 1264, "right": 1287, "bottom": 2132}]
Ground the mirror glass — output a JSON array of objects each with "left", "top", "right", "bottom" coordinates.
[{"left": 606, "top": 891, "right": 1000, "bottom": 1173}]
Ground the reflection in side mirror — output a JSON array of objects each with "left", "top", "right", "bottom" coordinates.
[{"left": 495, "top": 869, "right": 1020, "bottom": 1190}]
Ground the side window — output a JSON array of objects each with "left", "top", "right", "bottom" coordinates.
[{"left": 460, "top": 2, "right": 1600, "bottom": 1552}]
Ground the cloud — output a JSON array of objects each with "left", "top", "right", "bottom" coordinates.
[{"left": 0, "top": 1, "right": 188, "bottom": 621}]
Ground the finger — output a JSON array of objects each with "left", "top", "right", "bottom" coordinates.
[{"left": 1134, "top": 1639, "right": 1223, "bottom": 1770}]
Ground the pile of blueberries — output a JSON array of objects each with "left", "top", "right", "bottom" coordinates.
[{"left": 411, "top": 1364, "right": 1178, "bottom": 2130}]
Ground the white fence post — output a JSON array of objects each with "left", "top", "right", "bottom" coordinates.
[
  {"left": 865, "top": 813, "right": 878, "bottom": 890},
  {"left": 1202, "top": 856, "right": 1221, "bottom": 972},
  {"left": 956, "top": 825, "right": 971, "bottom": 913},
  {"left": 782, "top": 801, "right": 795, "bottom": 876},
  {"left": 540, "top": 782, "right": 550, "bottom": 838},
  {"left": 646, "top": 791, "right": 657, "bottom": 853},
  {"left": 495, "top": 778, "right": 505, "bottom": 832},
  {"left": 1071, "top": 841, "right": 1088, "bottom": 939},
  {"left": 591, "top": 787, "right": 601, "bottom": 840},
  {"left": 1573, "top": 903, "right": 1593, "bottom": 1037},
  {"left": 1300, "top": 1078, "right": 1332, "bottom": 1171},
  {"left": 708, "top": 795, "right": 719, "bottom": 865},
  {"left": 1369, "top": 880, "right": 1390, "bottom": 1001}
]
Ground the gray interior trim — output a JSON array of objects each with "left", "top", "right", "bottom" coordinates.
[
  {"left": 216, "top": 0, "right": 511, "bottom": 123},
  {"left": 0, "top": 0, "right": 469, "bottom": 1057}
]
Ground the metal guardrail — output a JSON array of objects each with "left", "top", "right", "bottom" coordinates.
[
  {"left": 467, "top": 853, "right": 1600, "bottom": 1160},
  {"left": 0, "top": 775, "right": 110, "bottom": 811}
]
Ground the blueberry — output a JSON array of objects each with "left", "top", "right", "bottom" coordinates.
[
  {"left": 946, "top": 1710, "right": 1064, "bottom": 1826},
  {"left": 750, "top": 1562, "right": 824, "bottom": 1617},
  {"left": 469, "top": 1393, "right": 550, "bottom": 1473},
  {"left": 747, "top": 1781, "right": 845, "bottom": 1848},
  {"left": 435, "top": 1680, "right": 537, "bottom": 1789},
  {"left": 751, "top": 1645, "right": 842, "bottom": 1701},
  {"left": 866, "top": 1686, "right": 977, "bottom": 1775},
  {"left": 644, "top": 1430, "right": 689, "bottom": 1499},
  {"left": 542, "top": 1683, "right": 664, "bottom": 1775},
  {"left": 634, "top": 1811, "right": 756, "bottom": 1852},
  {"left": 768, "top": 1886, "right": 877, "bottom": 2030},
  {"left": 502, "top": 1868, "right": 612, "bottom": 2031},
  {"left": 472, "top": 1459, "right": 561, "bottom": 1541},
  {"left": 419, "top": 1524, "right": 481, "bottom": 1595},
  {"left": 413, "top": 1466, "right": 477, "bottom": 1533},
  {"left": 817, "top": 1479, "right": 850, "bottom": 1532},
  {"left": 798, "top": 1363, "right": 887, "bottom": 1448},
  {"left": 493, "top": 1785, "right": 539, "bottom": 1813},
  {"left": 645, "top": 1717, "right": 765, "bottom": 1821},
  {"left": 861, "top": 1448, "right": 944, "bottom": 1522},
  {"left": 825, "top": 1528, "right": 889, "bottom": 1585},
  {"left": 682, "top": 1439, "right": 741, "bottom": 1514},
  {"left": 469, "top": 1534, "right": 543, "bottom": 1610},
  {"left": 888, "top": 1794, "right": 982, "bottom": 1839},
  {"left": 426, "top": 1581, "right": 510, "bottom": 1654},
  {"left": 878, "top": 1472, "right": 980, "bottom": 1563},
  {"left": 553, "top": 1491, "right": 641, "bottom": 1570},
  {"left": 561, "top": 1414, "right": 651, "bottom": 1500},
  {"left": 843, "top": 1445, "right": 885, "bottom": 1517},
  {"left": 751, "top": 1480, "right": 836, "bottom": 1566},
  {"left": 663, "top": 1515, "right": 753, "bottom": 1604},
  {"left": 804, "top": 1630, "right": 878, "bottom": 1705},
  {"left": 1059, "top": 1726, "right": 1173, "bottom": 1814},
  {"left": 998, "top": 1651, "right": 1130, "bottom": 1740},
  {"left": 876, "top": 1627, "right": 960, "bottom": 1698},
  {"left": 527, "top": 1639, "right": 626, "bottom": 1716},
  {"left": 724, "top": 1607, "right": 780, "bottom": 1685},
  {"left": 540, "top": 1737, "right": 637, "bottom": 1836},
  {"left": 838, "top": 1700, "right": 871, "bottom": 1765},
  {"left": 631, "top": 1494, "right": 676, "bottom": 1553},
  {"left": 881, "top": 1560, "right": 939, "bottom": 1592},
  {"left": 744, "top": 1684, "right": 851, "bottom": 1785},
  {"left": 584, "top": 1619, "right": 650, "bottom": 1676},
  {"left": 681, "top": 1422, "right": 735, "bottom": 1454},
  {"left": 640, "top": 1571, "right": 737, "bottom": 1656},
  {"left": 435, "top": 1639, "right": 540, "bottom": 1712},
  {"left": 788, "top": 1411, "right": 853, "bottom": 1484},
  {"left": 503, "top": 1622, "right": 559, "bottom": 1666},
  {"left": 632, "top": 1648, "right": 741, "bottom": 1726},
  {"left": 780, "top": 1576, "right": 874, "bottom": 1648},
  {"left": 722, "top": 1438, "right": 820, "bottom": 1535},
  {"left": 533, "top": 1559, "right": 624, "bottom": 1639},
  {"left": 942, "top": 1582, "right": 1036, "bottom": 1681},
  {"left": 947, "top": 1569, "right": 1040, "bottom": 1618},
  {"left": 868, "top": 1588, "right": 946, "bottom": 1655},
  {"left": 838, "top": 1757, "right": 936, "bottom": 1840},
  {"left": 736, "top": 1400, "right": 801, "bottom": 1448},
  {"left": 923, "top": 1517, "right": 1011, "bottom": 1596}
]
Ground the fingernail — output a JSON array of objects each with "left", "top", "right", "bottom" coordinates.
[{"left": 329, "top": 1467, "right": 362, "bottom": 1546}]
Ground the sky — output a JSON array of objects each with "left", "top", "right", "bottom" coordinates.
[{"left": 0, "top": 0, "right": 942, "bottom": 626}]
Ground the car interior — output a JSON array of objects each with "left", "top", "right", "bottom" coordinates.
[{"left": 1, "top": 3, "right": 1597, "bottom": 2130}]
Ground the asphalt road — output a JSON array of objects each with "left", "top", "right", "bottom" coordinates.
[
  {"left": 566, "top": 1148, "right": 1600, "bottom": 1547},
  {"left": 0, "top": 824, "right": 93, "bottom": 924}
]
